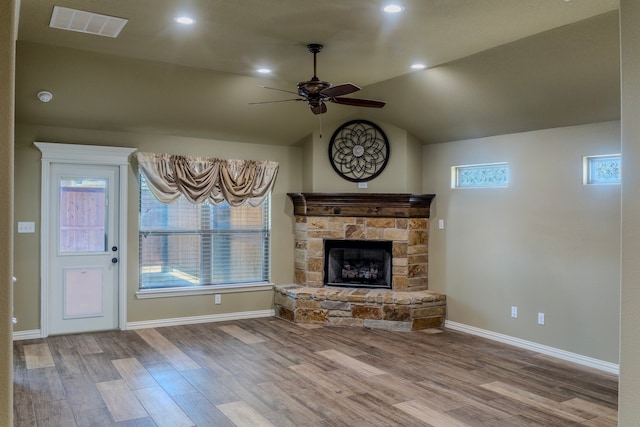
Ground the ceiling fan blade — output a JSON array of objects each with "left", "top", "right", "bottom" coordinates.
[
  {"left": 310, "top": 103, "right": 328, "bottom": 115},
  {"left": 257, "top": 85, "right": 300, "bottom": 96},
  {"left": 320, "top": 83, "right": 360, "bottom": 98},
  {"left": 248, "top": 98, "right": 303, "bottom": 105},
  {"left": 331, "top": 97, "right": 386, "bottom": 108}
]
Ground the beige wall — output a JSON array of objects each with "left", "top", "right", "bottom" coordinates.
[
  {"left": 619, "top": 0, "right": 640, "bottom": 424},
  {"left": 305, "top": 118, "right": 423, "bottom": 193},
  {"left": 0, "top": 1, "right": 15, "bottom": 424},
  {"left": 424, "top": 121, "right": 621, "bottom": 363},
  {"left": 13, "top": 124, "right": 303, "bottom": 329},
  {"left": 299, "top": 134, "right": 314, "bottom": 192},
  {"left": 12, "top": 114, "right": 424, "bottom": 330},
  {"left": 406, "top": 133, "right": 423, "bottom": 194}
]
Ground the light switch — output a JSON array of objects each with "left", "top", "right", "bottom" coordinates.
[
  {"left": 438, "top": 219, "right": 445, "bottom": 230},
  {"left": 358, "top": 182, "right": 368, "bottom": 189},
  {"left": 17, "top": 222, "right": 35, "bottom": 233}
]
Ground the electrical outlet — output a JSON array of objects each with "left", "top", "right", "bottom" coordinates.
[
  {"left": 215, "top": 294, "right": 221, "bottom": 304},
  {"left": 17, "top": 222, "right": 35, "bottom": 233},
  {"left": 511, "top": 306, "right": 518, "bottom": 318},
  {"left": 538, "top": 312, "right": 545, "bottom": 325}
]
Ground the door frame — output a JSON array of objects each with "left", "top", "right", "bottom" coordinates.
[{"left": 35, "top": 142, "right": 136, "bottom": 337}]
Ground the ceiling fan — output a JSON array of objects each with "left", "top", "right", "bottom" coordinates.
[{"left": 251, "top": 43, "right": 386, "bottom": 115}]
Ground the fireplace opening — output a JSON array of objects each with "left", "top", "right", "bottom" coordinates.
[{"left": 324, "top": 240, "right": 392, "bottom": 289}]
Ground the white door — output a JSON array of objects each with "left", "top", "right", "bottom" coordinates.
[{"left": 48, "top": 164, "right": 119, "bottom": 335}]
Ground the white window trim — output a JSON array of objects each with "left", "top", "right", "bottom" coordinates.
[{"left": 135, "top": 282, "right": 274, "bottom": 299}]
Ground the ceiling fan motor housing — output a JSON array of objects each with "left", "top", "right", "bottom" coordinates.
[
  {"left": 297, "top": 79, "right": 331, "bottom": 96},
  {"left": 297, "top": 76, "right": 331, "bottom": 110}
]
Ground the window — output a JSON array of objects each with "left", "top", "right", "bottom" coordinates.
[
  {"left": 139, "top": 174, "right": 270, "bottom": 290},
  {"left": 584, "top": 154, "right": 621, "bottom": 185},
  {"left": 59, "top": 178, "right": 107, "bottom": 253},
  {"left": 452, "top": 162, "right": 509, "bottom": 188}
]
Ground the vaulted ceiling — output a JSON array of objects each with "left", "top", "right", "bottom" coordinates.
[{"left": 16, "top": 0, "right": 620, "bottom": 146}]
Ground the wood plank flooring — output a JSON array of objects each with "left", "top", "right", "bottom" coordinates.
[{"left": 13, "top": 317, "right": 618, "bottom": 426}]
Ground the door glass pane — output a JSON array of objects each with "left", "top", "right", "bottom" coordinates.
[{"left": 59, "top": 178, "right": 108, "bottom": 252}]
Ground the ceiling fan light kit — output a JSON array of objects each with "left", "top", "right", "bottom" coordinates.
[{"left": 251, "top": 43, "right": 386, "bottom": 115}]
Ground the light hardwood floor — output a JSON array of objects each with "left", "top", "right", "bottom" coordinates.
[{"left": 13, "top": 318, "right": 618, "bottom": 426}]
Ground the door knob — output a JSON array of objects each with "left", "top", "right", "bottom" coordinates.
[
  {"left": 112, "top": 258, "right": 118, "bottom": 263},
  {"left": 112, "top": 246, "right": 118, "bottom": 251}
]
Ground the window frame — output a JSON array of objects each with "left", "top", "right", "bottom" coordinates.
[
  {"left": 583, "top": 154, "right": 621, "bottom": 185},
  {"left": 451, "top": 162, "right": 510, "bottom": 189},
  {"left": 136, "top": 173, "right": 273, "bottom": 299}
]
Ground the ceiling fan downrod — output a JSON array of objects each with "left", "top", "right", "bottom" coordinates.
[{"left": 307, "top": 43, "right": 323, "bottom": 80}]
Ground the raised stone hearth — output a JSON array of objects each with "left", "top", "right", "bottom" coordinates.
[
  {"left": 274, "top": 284, "right": 446, "bottom": 331},
  {"left": 277, "top": 193, "right": 446, "bottom": 330}
]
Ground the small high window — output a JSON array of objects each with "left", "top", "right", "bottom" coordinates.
[
  {"left": 452, "top": 163, "right": 509, "bottom": 189},
  {"left": 583, "top": 154, "right": 621, "bottom": 185}
]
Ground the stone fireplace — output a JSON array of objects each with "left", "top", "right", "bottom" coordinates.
[{"left": 274, "top": 193, "right": 446, "bottom": 331}]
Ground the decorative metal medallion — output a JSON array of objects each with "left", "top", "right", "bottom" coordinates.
[{"left": 328, "top": 120, "right": 390, "bottom": 182}]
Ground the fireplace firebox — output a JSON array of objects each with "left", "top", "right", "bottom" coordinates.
[{"left": 324, "top": 240, "right": 392, "bottom": 289}]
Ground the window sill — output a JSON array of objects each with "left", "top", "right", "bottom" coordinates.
[{"left": 136, "top": 282, "right": 274, "bottom": 299}]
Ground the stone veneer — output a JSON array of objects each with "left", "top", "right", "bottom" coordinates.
[
  {"left": 274, "top": 284, "right": 446, "bottom": 330},
  {"left": 275, "top": 193, "right": 446, "bottom": 330},
  {"left": 294, "top": 215, "right": 431, "bottom": 290}
]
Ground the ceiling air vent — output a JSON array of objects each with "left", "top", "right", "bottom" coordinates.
[{"left": 49, "top": 6, "right": 128, "bottom": 38}]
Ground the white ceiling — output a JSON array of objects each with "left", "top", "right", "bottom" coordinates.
[{"left": 15, "top": 0, "right": 621, "bottom": 145}]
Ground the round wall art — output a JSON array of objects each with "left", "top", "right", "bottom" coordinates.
[{"left": 328, "top": 119, "right": 390, "bottom": 182}]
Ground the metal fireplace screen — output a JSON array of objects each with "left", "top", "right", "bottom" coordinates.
[{"left": 324, "top": 239, "right": 392, "bottom": 289}]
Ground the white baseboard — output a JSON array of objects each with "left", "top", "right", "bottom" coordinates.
[
  {"left": 445, "top": 320, "right": 619, "bottom": 375},
  {"left": 126, "top": 309, "right": 275, "bottom": 330},
  {"left": 13, "top": 329, "right": 44, "bottom": 341},
  {"left": 12, "top": 310, "right": 275, "bottom": 339}
]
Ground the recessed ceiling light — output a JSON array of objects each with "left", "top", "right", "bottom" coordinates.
[
  {"left": 256, "top": 68, "right": 272, "bottom": 74},
  {"left": 174, "top": 16, "right": 195, "bottom": 25},
  {"left": 410, "top": 63, "right": 427, "bottom": 70},
  {"left": 383, "top": 4, "right": 405, "bottom": 13}
]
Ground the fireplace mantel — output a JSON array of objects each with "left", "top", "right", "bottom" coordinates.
[{"left": 287, "top": 193, "right": 435, "bottom": 218}]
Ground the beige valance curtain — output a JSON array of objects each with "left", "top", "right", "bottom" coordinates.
[{"left": 136, "top": 152, "right": 279, "bottom": 206}]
